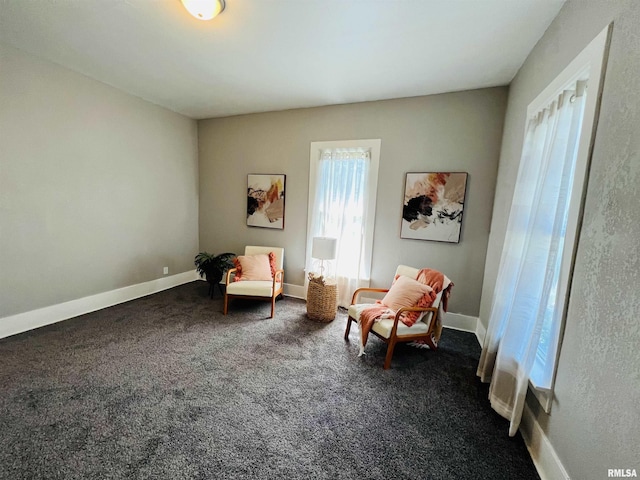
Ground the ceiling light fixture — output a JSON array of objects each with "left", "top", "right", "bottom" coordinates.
[{"left": 180, "top": 0, "right": 225, "bottom": 21}]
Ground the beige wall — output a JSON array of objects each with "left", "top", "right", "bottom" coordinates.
[
  {"left": 198, "top": 88, "right": 507, "bottom": 316},
  {"left": 479, "top": 1, "right": 640, "bottom": 477},
  {"left": 0, "top": 43, "right": 199, "bottom": 318}
]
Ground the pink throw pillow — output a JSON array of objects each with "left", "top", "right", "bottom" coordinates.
[
  {"left": 233, "top": 253, "right": 273, "bottom": 281},
  {"left": 382, "top": 275, "right": 434, "bottom": 326}
]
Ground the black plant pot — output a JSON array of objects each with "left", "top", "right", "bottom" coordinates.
[{"left": 205, "top": 270, "right": 224, "bottom": 298}]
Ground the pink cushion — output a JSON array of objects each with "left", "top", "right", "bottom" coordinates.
[
  {"left": 382, "top": 276, "right": 431, "bottom": 310},
  {"left": 382, "top": 275, "right": 434, "bottom": 326},
  {"left": 233, "top": 254, "right": 273, "bottom": 281}
]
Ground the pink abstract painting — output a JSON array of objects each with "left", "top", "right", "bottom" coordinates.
[{"left": 401, "top": 172, "right": 468, "bottom": 243}]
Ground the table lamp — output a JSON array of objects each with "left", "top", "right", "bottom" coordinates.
[{"left": 312, "top": 237, "right": 337, "bottom": 277}]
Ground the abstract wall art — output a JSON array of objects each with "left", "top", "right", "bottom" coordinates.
[
  {"left": 247, "top": 174, "right": 286, "bottom": 229},
  {"left": 401, "top": 172, "right": 468, "bottom": 243}
]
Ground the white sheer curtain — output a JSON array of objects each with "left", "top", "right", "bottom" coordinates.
[
  {"left": 477, "top": 81, "right": 587, "bottom": 436},
  {"left": 306, "top": 148, "right": 372, "bottom": 307}
]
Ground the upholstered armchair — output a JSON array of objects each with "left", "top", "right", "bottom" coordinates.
[
  {"left": 344, "top": 265, "right": 452, "bottom": 369},
  {"left": 223, "top": 246, "right": 284, "bottom": 318}
]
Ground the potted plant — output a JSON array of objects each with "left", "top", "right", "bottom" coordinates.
[{"left": 194, "top": 252, "right": 236, "bottom": 297}]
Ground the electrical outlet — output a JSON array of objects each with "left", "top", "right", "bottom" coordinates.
[{"left": 163, "top": 267, "right": 169, "bottom": 275}]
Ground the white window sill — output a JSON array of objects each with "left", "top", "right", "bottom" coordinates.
[{"left": 528, "top": 378, "right": 553, "bottom": 414}]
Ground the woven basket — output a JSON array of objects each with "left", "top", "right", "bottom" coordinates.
[{"left": 306, "top": 280, "right": 338, "bottom": 322}]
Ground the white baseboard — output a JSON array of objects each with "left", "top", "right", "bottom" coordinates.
[
  {"left": 284, "top": 283, "right": 306, "bottom": 300},
  {"left": 0, "top": 270, "right": 199, "bottom": 340},
  {"left": 475, "top": 319, "right": 487, "bottom": 347},
  {"left": 520, "top": 403, "right": 570, "bottom": 480},
  {"left": 443, "top": 312, "right": 478, "bottom": 335},
  {"left": 2, "top": 273, "right": 479, "bottom": 341}
]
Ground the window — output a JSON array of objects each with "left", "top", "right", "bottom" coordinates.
[
  {"left": 477, "top": 25, "right": 610, "bottom": 430},
  {"left": 522, "top": 79, "right": 588, "bottom": 391},
  {"left": 525, "top": 26, "right": 610, "bottom": 410},
  {"left": 306, "top": 140, "right": 380, "bottom": 307}
]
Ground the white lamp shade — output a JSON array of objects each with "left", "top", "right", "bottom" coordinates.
[{"left": 312, "top": 237, "right": 337, "bottom": 260}]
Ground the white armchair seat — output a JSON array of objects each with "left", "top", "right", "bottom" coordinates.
[
  {"left": 347, "top": 303, "right": 433, "bottom": 338},
  {"left": 226, "top": 280, "right": 283, "bottom": 297}
]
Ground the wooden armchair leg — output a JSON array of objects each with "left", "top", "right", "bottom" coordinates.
[
  {"left": 425, "top": 335, "right": 438, "bottom": 350},
  {"left": 383, "top": 338, "right": 398, "bottom": 370},
  {"left": 344, "top": 316, "right": 354, "bottom": 340},
  {"left": 223, "top": 294, "right": 229, "bottom": 315},
  {"left": 270, "top": 297, "right": 276, "bottom": 318}
]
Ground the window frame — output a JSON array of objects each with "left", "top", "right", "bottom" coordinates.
[
  {"left": 525, "top": 25, "right": 611, "bottom": 412},
  {"left": 306, "top": 139, "right": 381, "bottom": 284}
]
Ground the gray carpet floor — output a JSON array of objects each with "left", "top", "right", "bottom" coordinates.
[{"left": 0, "top": 282, "right": 539, "bottom": 480}]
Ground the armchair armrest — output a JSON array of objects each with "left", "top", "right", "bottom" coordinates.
[
  {"left": 225, "top": 267, "right": 238, "bottom": 286},
  {"left": 390, "top": 306, "right": 438, "bottom": 336},
  {"left": 273, "top": 269, "right": 284, "bottom": 289},
  {"left": 351, "top": 287, "right": 389, "bottom": 305}
]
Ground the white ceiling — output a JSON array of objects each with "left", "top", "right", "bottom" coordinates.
[{"left": 0, "top": 0, "right": 564, "bottom": 119}]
